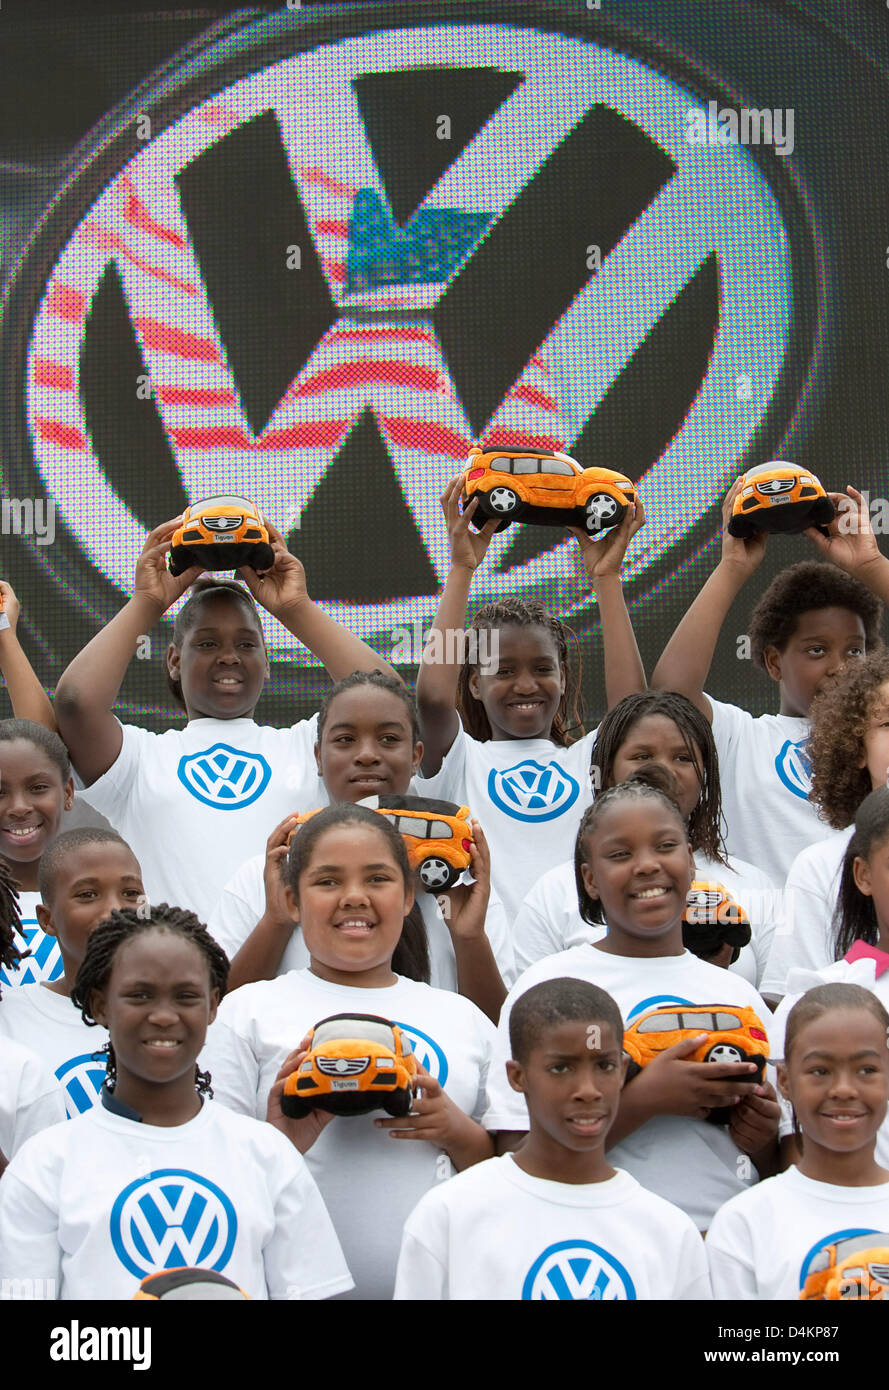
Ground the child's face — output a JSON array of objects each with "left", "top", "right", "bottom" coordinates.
[
  {"left": 580, "top": 799, "right": 694, "bottom": 949},
  {"left": 763, "top": 606, "right": 866, "bottom": 717},
  {"left": 778, "top": 1008, "right": 889, "bottom": 1155},
  {"left": 291, "top": 824, "right": 413, "bottom": 979},
  {"left": 91, "top": 929, "right": 218, "bottom": 1088},
  {"left": 610, "top": 715, "right": 703, "bottom": 821},
  {"left": 507, "top": 1019, "right": 627, "bottom": 1153},
  {"left": 0, "top": 741, "right": 73, "bottom": 865},
  {"left": 315, "top": 686, "right": 422, "bottom": 802},
  {"left": 167, "top": 596, "right": 269, "bottom": 720},
  {"left": 36, "top": 842, "right": 145, "bottom": 972},
  {"left": 859, "top": 681, "right": 889, "bottom": 791},
  {"left": 468, "top": 624, "right": 565, "bottom": 741}
]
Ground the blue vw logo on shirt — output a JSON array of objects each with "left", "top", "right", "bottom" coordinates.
[
  {"left": 110, "top": 1169, "right": 237, "bottom": 1279},
  {"left": 177, "top": 744, "right": 271, "bottom": 809},
  {"left": 56, "top": 1052, "right": 107, "bottom": 1117},
  {"left": 392, "top": 1022, "right": 448, "bottom": 1087},
  {"left": 0, "top": 922, "right": 63, "bottom": 989},
  {"left": 487, "top": 761, "right": 579, "bottom": 822},
  {"left": 522, "top": 1240, "right": 636, "bottom": 1300},
  {"left": 775, "top": 737, "right": 813, "bottom": 799}
]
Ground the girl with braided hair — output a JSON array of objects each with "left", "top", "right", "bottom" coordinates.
[
  {"left": 0, "top": 902, "right": 352, "bottom": 1299},
  {"left": 415, "top": 476, "right": 646, "bottom": 927},
  {"left": 0, "top": 856, "right": 66, "bottom": 1175}
]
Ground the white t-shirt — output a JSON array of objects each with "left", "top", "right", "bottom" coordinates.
[
  {"left": 483, "top": 945, "right": 772, "bottom": 1230},
  {"left": 512, "top": 855, "right": 779, "bottom": 987},
  {"left": 202, "top": 968, "right": 496, "bottom": 1299},
  {"left": 208, "top": 850, "right": 516, "bottom": 990},
  {"left": 0, "top": 1095, "right": 352, "bottom": 1300},
  {"left": 706, "top": 1164, "right": 889, "bottom": 1299},
  {"left": 0, "top": 890, "right": 63, "bottom": 990},
  {"left": 0, "top": 1037, "right": 66, "bottom": 1161},
  {"left": 415, "top": 728, "right": 597, "bottom": 927},
  {"left": 0, "top": 986, "right": 108, "bottom": 1117},
  {"left": 394, "top": 1153, "right": 711, "bottom": 1300},
  {"left": 75, "top": 717, "right": 325, "bottom": 921},
  {"left": 709, "top": 697, "right": 842, "bottom": 886},
  {"left": 762, "top": 829, "right": 852, "bottom": 999}
]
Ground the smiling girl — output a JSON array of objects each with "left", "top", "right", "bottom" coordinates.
[
  {"left": 203, "top": 802, "right": 496, "bottom": 1299},
  {"left": 482, "top": 767, "right": 779, "bottom": 1231},
  {"left": 0, "top": 904, "right": 353, "bottom": 1300},
  {"left": 706, "top": 983, "right": 889, "bottom": 1299},
  {"left": 415, "top": 478, "right": 646, "bottom": 926},
  {"left": 54, "top": 518, "right": 399, "bottom": 920}
]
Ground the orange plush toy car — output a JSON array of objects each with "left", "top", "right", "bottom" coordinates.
[
  {"left": 801, "top": 1233, "right": 889, "bottom": 1300},
  {"left": 168, "top": 496, "right": 275, "bottom": 575},
  {"left": 682, "top": 880, "right": 752, "bottom": 966},
  {"left": 727, "top": 462, "right": 835, "bottom": 538},
  {"left": 281, "top": 1013, "right": 418, "bottom": 1118},
  {"left": 623, "top": 1003, "right": 769, "bottom": 1125},
  {"left": 292, "top": 796, "right": 474, "bottom": 892},
  {"left": 460, "top": 445, "right": 636, "bottom": 535}
]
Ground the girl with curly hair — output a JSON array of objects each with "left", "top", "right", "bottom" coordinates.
[{"left": 763, "top": 649, "right": 889, "bottom": 998}]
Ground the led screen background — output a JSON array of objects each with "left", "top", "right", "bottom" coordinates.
[{"left": 0, "top": 0, "right": 887, "bottom": 729}]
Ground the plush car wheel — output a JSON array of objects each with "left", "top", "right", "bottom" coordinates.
[
  {"left": 488, "top": 486, "right": 520, "bottom": 514},
  {"left": 280, "top": 1092, "right": 312, "bottom": 1119},
  {"left": 419, "top": 855, "right": 457, "bottom": 890},
  {"left": 583, "top": 492, "right": 620, "bottom": 533},
  {"left": 383, "top": 1087, "right": 414, "bottom": 1118},
  {"left": 705, "top": 1043, "right": 745, "bottom": 1064}
]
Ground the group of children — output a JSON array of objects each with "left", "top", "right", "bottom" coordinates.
[{"left": 2, "top": 481, "right": 889, "bottom": 1301}]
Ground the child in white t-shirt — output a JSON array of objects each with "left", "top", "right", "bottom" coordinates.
[
  {"left": 484, "top": 768, "right": 779, "bottom": 1231},
  {"left": 202, "top": 802, "right": 496, "bottom": 1299},
  {"left": 209, "top": 669, "right": 514, "bottom": 1018},
  {"left": 706, "top": 983, "right": 889, "bottom": 1299},
  {"left": 0, "top": 721, "right": 75, "bottom": 989},
  {"left": 765, "top": 650, "right": 889, "bottom": 999},
  {"left": 651, "top": 482, "right": 889, "bottom": 884},
  {"left": 414, "top": 476, "right": 646, "bottom": 926},
  {"left": 0, "top": 828, "right": 146, "bottom": 1116},
  {"left": 394, "top": 976, "right": 711, "bottom": 1300},
  {"left": 0, "top": 902, "right": 352, "bottom": 1301},
  {"left": 54, "top": 516, "right": 401, "bottom": 921},
  {"left": 513, "top": 691, "right": 780, "bottom": 985}
]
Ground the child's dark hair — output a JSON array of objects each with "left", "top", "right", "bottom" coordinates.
[
  {"left": 37, "top": 827, "right": 134, "bottom": 902},
  {"left": 0, "top": 717, "right": 71, "bottom": 782},
  {"left": 833, "top": 786, "right": 889, "bottom": 958},
  {"left": 509, "top": 977, "right": 624, "bottom": 1065},
  {"left": 0, "top": 857, "right": 23, "bottom": 998},
  {"left": 167, "top": 578, "right": 265, "bottom": 708},
  {"left": 591, "top": 691, "right": 725, "bottom": 864},
  {"left": 455, "top": 598, "right": 583, "bottom": 745},
  {"left": 317, "top": 670, "right": 419, "bottom": 747},
  {"left": 784, "top": 982, "right": 889, "bottom": 1064},
  {"left": 71, "top": 904, "right": 230, "bottom": 1097},
  {"left": 574, "top": 764, "right": 686, "bottom": 927},
  {"left": 808, "top": 650, "right": 889, "bottom": 829},
  {"left": 748, "top": 561, "right": 882, "bottom": 673},
  {"left": 285, "top": 802, "right": 430, "bottom": 983}
]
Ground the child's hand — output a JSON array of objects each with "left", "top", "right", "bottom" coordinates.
[
  {"left": 436, "top": 820, "right": 491, "bottom": 942},
  {"left": 263, "top": 814, "right": 300, "bottom": 928},
  {"left": 441, "top": 476, "right": 498, "bottom": 573},
  {"left": 569, "top": 494, "right": 646, "bottom": 584},
  {"left": 0, "top": 580, "right": 20, "bottom": 633},
  {"left": 804, "top": 486, "right": 885, "bottom": 580},
  {"left": 634, "top": 1034, "right": 762, "bottom": 1120},
  {"left": 718, "top": 479, "right": 768, "bottom": 577},
  {"left": 728, "top": 1080, "right": 781, "bottom": 1160},
  {"left": 134, "top": 518, "right": 203, "bottom": 613},
  {"left": 374, "top": 1063, "right": 473, "bottom": 1154},
  {"left": 266, "top": 1036, "right": 337, "bottom": 1154},
  {"left": 238, "top": 521, "right": 309, "bottom": 620}
]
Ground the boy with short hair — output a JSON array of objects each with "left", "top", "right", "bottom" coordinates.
[
  {"left": 651, "top": 483, "right": 889, "bottom": 883},
  {"left": 0, "top": 828, "right": 146, "bottom": 1116},
  {"left": 393, "top": 978, "right": 711, "bottom": 1300}
]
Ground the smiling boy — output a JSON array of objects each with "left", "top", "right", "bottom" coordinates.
[{"left": 393, "top": 978, "right": 711, "bottom": 1300}]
